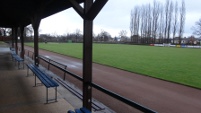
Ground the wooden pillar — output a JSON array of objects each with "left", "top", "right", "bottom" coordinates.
[
  {"left": 30, "top": 1, "right": 47, "bottom": 66},
  {"left": 20, "top": 26, "right": 25, "bottom": 59},
  {"left": 32, "top": 16, "right": 41, "bottom": 66},
  {"left": 14, "top": 27, "right": 18, "bottom": 54},
  {"left": 68, "top": 0, "right": 108, "bottom": 111},
  {"left": 83, "top": 0, "right": 93, "bottom": 110},
  {"left": 11, "top": 27, "right": 14, "bottom": 48}
]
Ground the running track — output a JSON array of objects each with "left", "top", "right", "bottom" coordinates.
[{"left": 24, "top": 46, "right": 201, "bottom": 113}]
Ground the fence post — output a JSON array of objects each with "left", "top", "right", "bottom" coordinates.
[
  {"left": 32, "top": 53, "right": 34, "bottom": 60},
  {"left": 38, "top": 56, "right": 40, "bottom": 64},
  {"left": 63, "top": 66, "right": 67, "bottom": 80},
  {"left": 48, "top": 59, "right": 51, "bottom": 70},
  {"left": 28, "top": 51, "right": 29, "bottom": 58}
]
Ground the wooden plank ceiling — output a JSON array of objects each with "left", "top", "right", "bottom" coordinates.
[{"left": 0, "top": 0, "right": 84, "bottom": 27}]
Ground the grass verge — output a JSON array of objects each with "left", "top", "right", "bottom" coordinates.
[{"left": 25, "top": 42, "right": 201, "bottom": 89}]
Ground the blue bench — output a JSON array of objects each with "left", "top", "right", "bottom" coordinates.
[
  {"left": 10, "top": 47, "right": 15, "bottom": 51},
  {"left": 11, "top": 50, "right": 16, "bottom": 60},
  {"left": 26, "top": 64, "right": 59, "bottom": 103},
  {"left": 11, "top": 51, "right": 24, "bottom": 69},
  {"left": 68, "top": 107, "right": 91, "bottom": 113}
]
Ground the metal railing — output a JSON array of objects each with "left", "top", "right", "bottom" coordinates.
[
  {"left": 39, "top": 55, "right": 68, "bottom": 80},
  {"left": 38, "top": 55, "right": 82, "bottom": 81},
  {"left": 24, "top": 49, "right": 157, "bottom": 113},
  {"left": 27, "top": 50, "right": 34, "bottom": 60}
]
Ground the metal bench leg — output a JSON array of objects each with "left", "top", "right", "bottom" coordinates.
[
  {"left": 46, "top": 88, "right": 48, "bottom": 104},
  {"left": 11, "top": 56, "right": 14, "bottom": 61},
  {"left": 18, "top": 61, "right": 20, "bottom": 69},
  {"left": 27, "top": 68, "right": 29, "bottom": 77},
  {"left": 34, "top": 75, "right": 36, "bottom": 87},
  {"left": 55, "top": 87, "right": 57, "bottom": 102},
  {"left": 15, "top": 60, "right": 16, "bottom": 66},
  {"left": 45, "top": 87, "right": 58, "bottom": 104}
]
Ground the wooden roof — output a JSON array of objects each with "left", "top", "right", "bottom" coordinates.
[{"left": 0, "top": 0, "right": 83, "bottom": 27}]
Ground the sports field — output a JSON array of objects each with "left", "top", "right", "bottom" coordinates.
[{"left": 26, "top": 43, "right": 201, "bottom": 89}]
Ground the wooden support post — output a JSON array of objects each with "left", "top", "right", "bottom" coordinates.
[
  {"left": 20, "top": 26, "right": 25, "bottom": 59},
  {"left": 83, "top": 0, "right": 93, "bottom": 110},
  {"left": 30, "top": 1, "right": 48, "bottom": 66},
  {"left": 12, "top": 27, "right": 14, "bottom": 48},
  {"left": 32, "top": 14, "right": 41, "bottom": 66},
  {"left": 32, "top": 21, "right": 40, "bottom": 66},
  {"left": 85, "top": 0, "right": 108, "bottom": 20},
  {"left": 14, "top": 27, "right": 18, "bottom": 54},
  {"left": 69, "top": 0, "right": 108, "bottom": 111}
]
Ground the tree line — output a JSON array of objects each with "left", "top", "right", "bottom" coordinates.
[
  {"left": 130, "top": 0, "right": 186, "bottom": 44},
  {"left": 24, "top": 26, "right": 114, "bottom": 43},
  {"left": 0, "top": 26, "right": 115, "bottom": 43}
]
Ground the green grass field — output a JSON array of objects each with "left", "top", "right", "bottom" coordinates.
[{"left": 25, "top": 43, "right": 201, "bottom": 89}]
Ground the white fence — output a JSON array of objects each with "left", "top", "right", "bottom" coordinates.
[{"left": 153, "top": 44, "right": 201, "bottom": 48}]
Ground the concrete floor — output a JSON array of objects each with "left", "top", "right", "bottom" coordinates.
[{"left": 0, "top": 43, "right": 75, "bottom": 113}]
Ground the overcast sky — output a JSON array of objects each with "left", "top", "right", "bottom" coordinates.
[{"left": 39, "top": 0, "right": 201, "bottom": 37}]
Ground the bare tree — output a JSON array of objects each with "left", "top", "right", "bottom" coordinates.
[
  {"left": 135, "top": 7, "right": 140, "bottom": 37},
  {"left": 178, "top": 0, "right": 186, "bottom": 44},
  {"left": 158, "top": 3, "right": 165, "bottom": 43},
  {"left": 130, "top": 0, "right": 184, "bottom": 44},
  {"left": 140, "top": 5, "right": 146, "bottom": 43},
  {"left": 97, "top": 29, "right": 111, "bottom": 42},
  {"left": 0, "top": 28, "right": 12, "bottom": 36},
  {"left": 172, "top": 1, "right": 178, "bottom": 44},
  {"left": 25, "top": 25, "right": 34, "bottom": 37},
  {"left": 152, "top": 0, "right": 160, "bottom": 43},
  {"left": 75, "top": 29, "right": 81, "bottom": 42},
  {"left": 130, "top": 6, "right": 140, "bottom": 43},
  {"left": 119, "top": 30, "right": 127, "bottom": 42},
  {"left": 192, "top": 18, "right": 201, "bottom": 37},
  {"left": 142, "top": 5, "right": 149, "bottom": 43},
  {"left": 130, "top": 9, "right": 134, "bottom": 42},
  {"left": 164, "top": 0, "right": 170, "bottom": 41},
  {"left": 147, "top": 3, "right": 152, "bottom": 43},
  {"left": 167, "top": 1, "right": 173, "bottom": 43}
]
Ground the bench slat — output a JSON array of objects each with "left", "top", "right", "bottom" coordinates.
[
  {"left": 32, "top": 65, "right": 58, "bottom": 87},
  {"left": 27, "top": 64, "right": 59, "bottom": 88},
  {"left": 69, "top": 107, "right": 91, "bottom": 113},
  {"left": 27, "top": 64, "right": 59, "bottom": 103},
  {"left": 31, "top": 65, "right": 52, "bottom": 87},
  {"left": 34, "top": 65, "right": 58, "bottom": 86},
  {"left": 80, "top": 107, "right": 91, "bottom": 113},
  {"left": 11, "top": 52, "right": 24, "bottom": 69}
]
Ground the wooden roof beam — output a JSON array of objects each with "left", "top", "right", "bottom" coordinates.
[
  {"left": 86, "top": 0, "right": 108, "bottom": 20},
  {"left": 68, "top": 0, "right": 84, "bottom": 18}
]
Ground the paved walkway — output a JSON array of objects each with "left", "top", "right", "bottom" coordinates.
[
  {"left": 0, "top": 43, "right": 75, "bottom": 113},
  {"left": 24, "top": 45, "right": 201, "bottom": 113}
]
